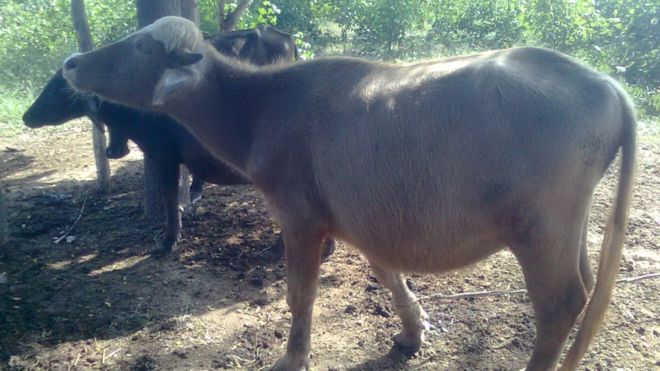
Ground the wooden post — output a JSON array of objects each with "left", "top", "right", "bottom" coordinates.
[
  {"left": 71, "top": 0, "right": 110, "bottom": 192},
  {"left": 0, "top": 192, "right": 7, "bottom": 246}
]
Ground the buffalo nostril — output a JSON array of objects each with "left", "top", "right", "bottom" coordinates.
[{"left": 64, "top": 57, "right": 77, "bottom": 70}]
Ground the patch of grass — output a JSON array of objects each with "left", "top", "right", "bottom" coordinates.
[
  {"left": 0, "top": 88, "right": 34, "bottom": 138},
  {"left": 639, "top": 117, "right": 660, "bottom": 144},
  {"left": 0, "top": 87, "right": 82, "bottom": 139}
]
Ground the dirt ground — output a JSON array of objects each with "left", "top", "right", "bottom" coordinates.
[{"left": 1, "top": 119, "right": 658, "bottom": 371}]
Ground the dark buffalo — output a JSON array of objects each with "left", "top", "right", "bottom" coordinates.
[
  {"left": 22, "top": 69, "right": 242, "bottom": 253},
  {"left": 101, "top": 24, "right": 298, "bottom": 160},
  {"left": 94, "top": 25, "right": 299, "bottom": 162},
  {"left": 207, "top": 24, "right": 297, "bottom": 65},
  {"left": 23, "top": 24, "right": 332, "bottom": 259},
  {"left": 23, "top": 69, "right": 336, "bottom": 259}
]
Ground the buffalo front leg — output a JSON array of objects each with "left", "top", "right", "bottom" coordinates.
[
  {"left": 105, "top": 128, "right": 130, "bottom": 159},
  {"left": 154, "top": 164, "right": 182, "bottom": 255},
  {"left": 370, "top": 263, "right": 430, "bottom": 354},
  {"left": 273, "top": 228, "right": 324, "bottom": 371}
]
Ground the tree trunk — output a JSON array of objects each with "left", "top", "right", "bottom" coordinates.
[
  {"left": 181, "top": 0, "right": 199, "bottom": 26},
  {"left": 136, "top": 0, "right": 181, "bottom": 25},
  {"left": 136, "top": 0, "right": 194, "bottom": 223},
  {"left": 221, "top": 0, "right": 252, "bottom": 31},
  {"left": 71, "top": 0, "right": 110, "bottom": 193},
  {"left": 217, "top": 0, "right": 225, "bottom": 31}
]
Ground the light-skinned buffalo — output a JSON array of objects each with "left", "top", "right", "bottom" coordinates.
[{"left": 62, "top": 17, "right": 636, "bottom": 370}]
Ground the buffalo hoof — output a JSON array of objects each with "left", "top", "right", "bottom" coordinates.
[
  {"left": 393, "top": 333, "right": 423, "bottom": 356},
  {"left": 272, "top": 352, "right": 309, "bottom": 371},
  {"left": 393, "top": 312, "right": 430, "bottom": 356},
  {"left": 105, "top": 146, "right": 130, "bottom": 159},
  {"left": 152, "top": 237, "right": 177, "bottom": 258},
  {"left": 261, "top": 235, "right": 285, "bottom": 262}
]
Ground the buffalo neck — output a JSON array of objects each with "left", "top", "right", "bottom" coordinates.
[
  {"left": 164, "top": 57, "right": 267, "bottom": 175},
  {"left": 96, "top": 102, "right": 150, "bottom": 137}
]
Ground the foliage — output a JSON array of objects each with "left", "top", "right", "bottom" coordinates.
[
  {"left": 0, "top": 0, "right": 657, "bottom": 124},
  {"left": 197, "top": 0, "right": 221, "bottom": 33},
  {"left": 0, "top": 88, "right": 33, "bottom": 131},
  {"left": 243, "top": 0, "right": 280, "bottom": 28},
  {"left": 0, "top": 0, "right": 74, "bottom": 94},
  {"left": 0, "top": 0, "right": 135, "bottom": 94},
  {"left": 198, "top": 0, "right": 280, "bottom": 33},
  {"left": 430, "top": 0, "right": 524, "bottom": 52},
  {"left": 275, "top": 0, "right": 658, "bottom": 114}
]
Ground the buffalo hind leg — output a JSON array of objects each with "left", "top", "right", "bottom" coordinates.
[
  {"left": 189, "top": 176, "right": 204, "bottom": 204},
  {"left": 511, "top": 217, "right": 588, "bottom": 370},
  {"left": 370, "top": 263, "right": 430, "bottom": 354},
  {"left": 321, "top": 238, "right": 336, "bottom": 260},
  {"left": 153, "top": 164, "right": 182, "bottom": 256},
  {"left": 273, "top": 227, "right": 324, "bottom": 371}
]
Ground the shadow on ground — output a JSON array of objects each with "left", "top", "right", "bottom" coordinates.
[{"left": 0, "top": 155, "right": 286, "bottom": 366}]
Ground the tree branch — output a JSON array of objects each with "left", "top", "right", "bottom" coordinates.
[
  {"left": 53, "top": 192, "right": 89, "bottom": 244},
  {"left": 221, "top": 0, "right": 251, "bottom": 31}
]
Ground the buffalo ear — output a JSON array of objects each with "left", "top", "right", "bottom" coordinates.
[
  {"left": 152, "top": 67, "right": 201, "bottom": 106},
  {"left": 134, "top": 34, "right": 167, "bottom": 56},
  {"left": 166, "top": 50, "right": 203, "bottom": 68}
]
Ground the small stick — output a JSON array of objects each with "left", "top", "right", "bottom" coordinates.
[
  {"left": 419, "top": 272, "right": 659, "bottom": 301},
  {"left": 419, "top": 288, "right": 527, "bottom": 301},
  {"left": 67, "top": 350, "right": 81, "bottom": 371},
  {"left": 54, "top": 192, "right": 89, "bottom": 244},
  {"left": 616, "top": 272, "right": 660, "bottom": 283},
  {"left": 105, "top": 348, "right": 121, "bottom": 359}
]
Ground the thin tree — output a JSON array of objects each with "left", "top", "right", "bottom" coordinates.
[{"left": 70, "top": 0, "right": 110, "bottom": 192}]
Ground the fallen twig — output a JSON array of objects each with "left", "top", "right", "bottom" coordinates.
[
  {"left": 419, "top": 272, "right": 660, "bottom": 301},
  {"left": 105, "top": 348, "right": 122, "bottom": 360},
  {"left": 420, "top": 288, "right": 527, "bottom": 301},
  {"left": 67, "top": 350, "right": 81, "bottom": 371},
  {"left": 54, "top": 191, "right": 89, "bottom": 244},
  {"left": 616, "top": 272, "right": 660, "bottom": 283}
]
